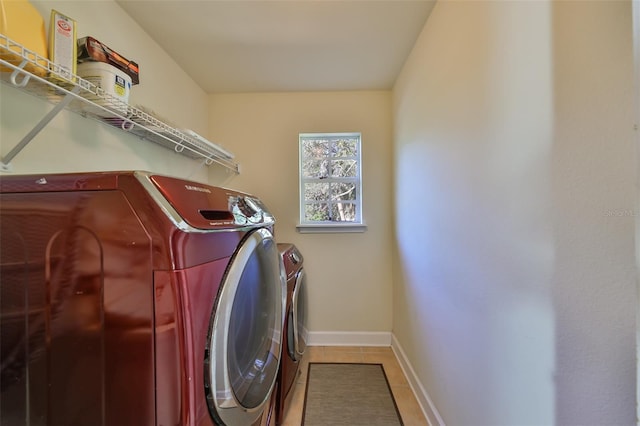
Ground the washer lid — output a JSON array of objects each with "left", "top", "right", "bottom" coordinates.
[{"left": 149, "top": 175, "right": 275, "bottom": 230}]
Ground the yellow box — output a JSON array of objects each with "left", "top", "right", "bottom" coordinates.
[
  {"left": 0, "top": 0, "right": 48, "bottom": 77},
  {"left": 48, "top": 9, "right": 76, "bottom": 83}
]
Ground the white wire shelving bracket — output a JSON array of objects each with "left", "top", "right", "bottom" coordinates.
[{"left": 0, "top": 34, "right": 239, "bottom": 174}]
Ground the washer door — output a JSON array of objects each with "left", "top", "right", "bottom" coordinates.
[
  {"left": 205, "top": 228, "right": 285, "bottom": 425},
  {"left": 290, "top": 269, "right": 308, "bottom": 361}
]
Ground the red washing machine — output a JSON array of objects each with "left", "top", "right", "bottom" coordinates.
[
  {"left": 0, "top": 171, "right": 285, "bottom": 426},
  {"left": 274, "top": 243, "right": 308, "bottom": 424}
]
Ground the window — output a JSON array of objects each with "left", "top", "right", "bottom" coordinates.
[{"left": 297, "top": 132, "right": 366, "bottom": 233}]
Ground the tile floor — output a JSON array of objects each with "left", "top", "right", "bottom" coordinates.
[{"left": 280, "top": 346, "right": 428, "bottom": 425}]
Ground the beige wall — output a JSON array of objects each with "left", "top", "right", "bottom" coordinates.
[
  {"left": 1, "top": 0, "right": 213, "bottom": 182},
  {"left": 208, "top": 91, "right": 394, "bottom": 333},
  {"left": 635, "top": 2, "right": 640, "bottom": 421},
  {"left": 393, "top": 1, "right": 635, "bottom": 424}
]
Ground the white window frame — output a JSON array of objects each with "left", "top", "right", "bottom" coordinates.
[{"left": 296, "top": 132, "right": 366, "bottom": 234}]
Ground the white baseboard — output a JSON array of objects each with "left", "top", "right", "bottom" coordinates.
[
  {"left": 391, "top": 334, "right": 445, "bottom": 426},
  {"left": 307, "top": 330, "right": 392, "bottom": 346}
]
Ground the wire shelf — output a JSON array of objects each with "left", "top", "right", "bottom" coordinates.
[{"left": 0, "top": 34, "right": 239, "bottom": 173}]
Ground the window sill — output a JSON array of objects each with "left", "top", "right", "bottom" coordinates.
[{"left": 296, "top": 223, "right": 367, "bottom": 234}]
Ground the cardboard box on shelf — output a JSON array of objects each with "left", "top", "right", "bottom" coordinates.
[
  {"left": 48, "top": 9, "right": 76, "bottom": 83},
  {"left": 77, "top": 36, "right": 139, "bottom": 85}
]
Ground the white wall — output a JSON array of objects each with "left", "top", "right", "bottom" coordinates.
[
  {"left": 550, "top": 3, "right": 635, "bottom": 423},
  {"left": 634, "top": 2, "right": 640, "bottom": 422},
  {"left": 393, "top": 1, "right": 635, "bottom": 425},
  {"left": 1, "top": 0, "right": 215, "bottom": 183},
  {"left": 208, "top": 91, "right": 394, "bottom": 335}
]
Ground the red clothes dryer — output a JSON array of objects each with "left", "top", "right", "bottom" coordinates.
[
  {"left": 275, "top": 243, "right": 308, "bottom": 424},
  {"left": 0, "top": 171, "right": 285, "bottom": 426}
]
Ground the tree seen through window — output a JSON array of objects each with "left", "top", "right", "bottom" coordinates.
[{"left": 299, "top": 133, "right": 362, "bottom": 224}]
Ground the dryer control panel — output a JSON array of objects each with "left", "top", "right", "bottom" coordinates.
[{"left": 145, "top": 173, "right": 275, "bottom": 231}]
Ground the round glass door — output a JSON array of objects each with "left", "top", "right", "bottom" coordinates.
[{"left": 205, "top": 228, "right": 284, "bottom": 425}]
